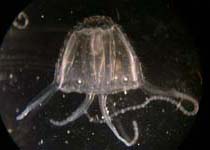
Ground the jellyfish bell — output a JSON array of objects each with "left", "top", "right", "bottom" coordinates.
[
  {"left": 16, "top": 16, "right": 199, "bottom": 147},
  {"left": 55, "top": 16, "right": 144, "bottom": 94}
]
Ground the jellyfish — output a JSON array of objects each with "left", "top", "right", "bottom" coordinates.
[{"left": 16, "top": 16, "right": 199, "bottom": 146}]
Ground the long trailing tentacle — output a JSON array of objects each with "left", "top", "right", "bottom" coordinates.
[
  {"left": 50, "top": 93, "right": 95, "bottom": 126},
  {"left": 88, "top": 93, "right": 199, "bottom": 123},
  {"left": 108, "top": 95, "right": 197, "bottom": 120},
  {"left": 16, "top": 83, "right": 58, "bottom": 120},
  {"left": 88, "top": 81, "right": 199, "bottom": 124},
  {"left": 142, "top": 81, "right": 199, "bottom": 116},
  {"left": 107, "top": 82, "right": 199, "bottom": 120},
  {"left": 99, "top": 95, "right": 139, "bottom": 146}
]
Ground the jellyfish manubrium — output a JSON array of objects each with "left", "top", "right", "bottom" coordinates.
[{"left": 16, "top": 16, "right": 199, "bottom": 146}]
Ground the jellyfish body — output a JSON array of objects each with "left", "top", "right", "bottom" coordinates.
[{"left": 16, "top": 16, "right": 199, "bottom": 147}]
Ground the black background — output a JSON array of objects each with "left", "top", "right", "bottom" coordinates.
[{"left": 0, "top": 0, "right": 209, "bottom": 150}]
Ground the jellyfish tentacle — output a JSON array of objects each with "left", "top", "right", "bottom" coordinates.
[
  {"left": 142, "top": 81, "right": 199, "bottom": 116},
  {"left": 167, "top": 90, "right": 199, "bottom": 116},
  {"left": 106, "top": 81, "right": 199, "bottom": 119},
  {"left": 109, "top": 101, "right": 139, "bottom": 146},
  {"left": 99, "top": 95, "right": 139, "bottom": 146},
  {"left": 16, "top": 83, "right": 58, "bottom": 120},
  {"left": 109, "top": 98, "right": 150, "bottom": 119},
  {"left": 50, "top": 93, "right": 95, "bottom": 126}
]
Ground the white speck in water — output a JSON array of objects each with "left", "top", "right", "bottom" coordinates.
[
  {"left": 41, "top": 14, "right": 45, "bottom": 19},
  {"left": 62, "top": 94, "right": 66, "bottom": 99},
  {"left": 124, "top": 90, "right": 127, "bottom": 95},
  {"left": 77, "top": 79, "right": 82, "bottom": 84},
  {"left": 114, "top": 76, "right": 118, "bottom": 80},
  {"left": 91, "top": 132, "right": 95, "bottom": 136},
  {"left": 64, "top": 140, "right": 69, "bottom": 144},
  {"left": 166, "top": 130, "right": 169, "bottom": 135},
  {"left": 70, "top": 10, "right": 73, "bottom": 14},
  {"left": 58, "top": 17, "right": 62, "bottom": 21},
  {"left": 113, "top": 102, "right": 116, "bottom": 106},
  {"left": 38, "top": 139, "right": 44, "bottom": 145},
  {"left": 8, "top": 128, "right": 13, "bottom": 133},
  {"left": 67, "top": 130, "right": 71, "bottom": 134},
  {"left": 137, "top": 143, "right": 140, "bottom": 146},
  {"left": 9, "top": 73, "right": 13, "bottom": 79},
  {"left": 106, "top": 109, "right": 110, "bottom": 114},
  {"left": 161, "top": 108, "right": 165, "bottom": 113},
  {"left": 123, "top": 76, "right": 128, "bottom": 82},
  {"left": 16, "top": 108, "right": 20, "bottom": 113},
  {"left": 36, "top": 76, "right": 40, "bottom": 81}
]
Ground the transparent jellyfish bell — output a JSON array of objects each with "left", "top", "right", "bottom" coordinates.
[{"left": 56, "top": 16, "right": 144, "bottom": 94}]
